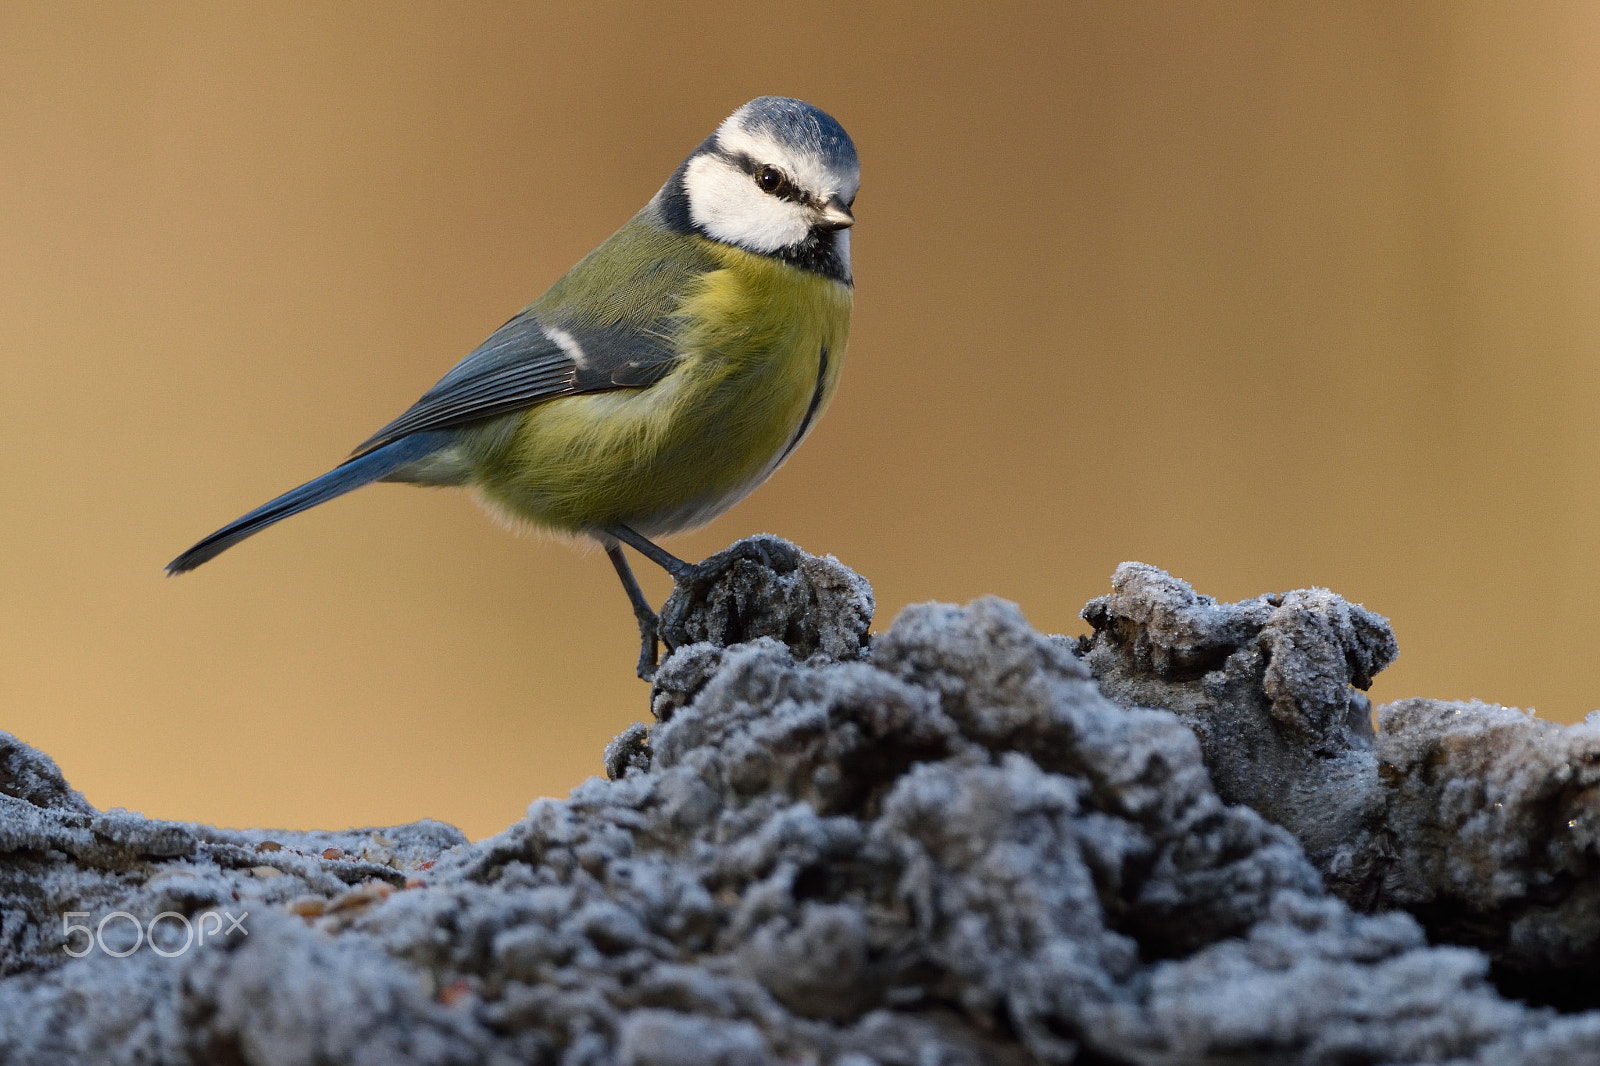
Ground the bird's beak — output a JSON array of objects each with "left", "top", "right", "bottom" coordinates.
[{"left": 814, "top": 197, "right": 855, "bottom": 231}]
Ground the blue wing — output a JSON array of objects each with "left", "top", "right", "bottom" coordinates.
[
  {"left": 168, "top": 311, "right": 682, "bottom": 573},
  {"left": 348, "top": 311, "right": 681, "bottom": 458}
]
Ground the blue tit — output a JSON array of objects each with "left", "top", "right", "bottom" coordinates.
[{"left": 168, "top": 96, "right": 859, "bottom": 679}]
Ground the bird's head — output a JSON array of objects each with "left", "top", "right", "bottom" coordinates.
[{"left": 661, "top": 97, "right": 859, "bottom": 282}]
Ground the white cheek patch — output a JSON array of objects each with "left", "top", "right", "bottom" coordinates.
[{"left": 684, "top": 154, "right": 812, "bottom": 253}]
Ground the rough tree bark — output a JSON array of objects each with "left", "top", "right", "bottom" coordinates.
[{"left": 3, "top": 537, "right": 1600, "bottom": 1064}]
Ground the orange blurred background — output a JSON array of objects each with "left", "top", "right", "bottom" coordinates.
[{"left": 4, "top": 2, "right": 1599, "bottom": 839}]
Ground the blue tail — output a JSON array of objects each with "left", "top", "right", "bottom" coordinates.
[{"left": 166, "top": 432, "right": 450, "bottom": 574}]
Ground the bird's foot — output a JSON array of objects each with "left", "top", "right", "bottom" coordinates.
[
  {"left": 669, "top": 537, "right": 791, "bottom": 589},
  {"left": 608, "top": 529, "right": 799, "bottom": 681}
]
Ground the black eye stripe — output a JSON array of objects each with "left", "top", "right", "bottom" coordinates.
[{"left": 730, "top": 152, "right": 806, "bottom": 203}]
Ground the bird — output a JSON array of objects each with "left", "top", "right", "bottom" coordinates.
[{"left": 167, "top": 96, "right": 858, "bottom": 679}]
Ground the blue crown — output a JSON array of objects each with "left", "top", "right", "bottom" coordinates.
[{"left": 734, "top": 97, "right": 857, "bottom": 172}]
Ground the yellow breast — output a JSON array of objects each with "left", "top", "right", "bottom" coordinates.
[{"left": 467, "top": 242, "right": 851, "bottom": 537}]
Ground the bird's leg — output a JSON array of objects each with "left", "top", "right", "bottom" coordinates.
[
  {"left": 604, "top": 526, "right": 799, "bottom": 679},
  {"left": 606, "top": 525, "right": 789, "bottom": 680},
  {"left": 605, "top": 524, "right": 695, "bottom": 580},
  {"left": 606, "top": 524, "right": 785, "bottom": 588},
  {"left": 606, "top": 544, "right": 661, "bottom": 681},
  {"left": 605, "top": 525, "right": 703, "bottom": 681}
]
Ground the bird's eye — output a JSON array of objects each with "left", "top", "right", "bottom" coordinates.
[{"left": 756, "top": 166, "right": 785, "bottom": 194}]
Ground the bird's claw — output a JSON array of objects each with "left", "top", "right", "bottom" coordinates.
[
  {"left": 669, "top": 538, "right": 784, "bottom": 589},
  {"left": 628, "top": 537, "right": 792, "bottom": 681}
]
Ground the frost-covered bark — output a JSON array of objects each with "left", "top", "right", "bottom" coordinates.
[
  {"left": 1080, "top": 562, "right": 1600, "bottom": 1007},
  {"left": 3, "top": 540, "right": 1600, "bottom": 1064}
]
